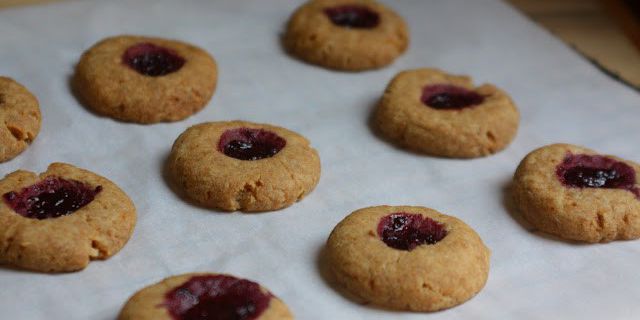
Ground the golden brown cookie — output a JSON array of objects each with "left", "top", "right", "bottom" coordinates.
[
  {"left": 513, "top": 143, "right": 640, "bottom": 243},
  {"left": 167, "top": 121, "right": 321, "bottom": 212},
  {"left": 284, "top": 0, "right": 409, "bottom": 71},
  {"left": 118, "top": 273, "right": 294, "bottom": 320},
  {"left": 374, "top": 68, "right": 519, "bottom": 158},
  {"left": 73, "top": 35, "right": 217, "bottom": 124},
  {"left": 0, "top": 77, "right": 41, "bottom": 162},
  {"left": 325, "top": 205, "right": 490, "bottom": 311},
  {"left": 0, "top": 162, "right": 136, "bottom": 272}
]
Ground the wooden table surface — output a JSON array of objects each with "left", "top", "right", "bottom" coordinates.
[
  {"left": 508, "top": 0, "right": 640, "bottom": 88},
  {"left": 1, "top": 0, "right": 639, "bottom": 89},
  {"left": 0, "top": 0, "right": 60, "bottom": 8}
]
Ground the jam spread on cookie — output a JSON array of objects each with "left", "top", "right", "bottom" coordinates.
[
  {"left": 324, "top": 5, "right": 380, "bottom": 29},
  {"left": 164, "top": 275, "right": 272, "bottom": 320},
  {"left": 377, "top": 213, "right": 447, "bottom": 250},
  {"left": 421, "top": 84, "right": 485, "bottom": 110},
  {"left": 3, "top": 177, "right": 102, "bottom": 220},
  {"left": 218, "top": 128, "right": 286, "bottom": 161},
  {"left": 556, "top": 153, "right": 639, "bottom": 197},
  {"left": 123, "top": 43, "right": 186, "bottom": 77}
]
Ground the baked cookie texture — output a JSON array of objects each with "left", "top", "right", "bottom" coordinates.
[
  {"left": 325, "top": 205, "right": 490, "bottom": 312},
  {"left": 513, "top": 143, "right": 640, "bottom": 243},
  {"left": 118, "top": 273, "right": 293, "bottom": 320},
  {"left": 167, "top": 121, "right": 321, "bottom": 212},
  {"left": 0, "top": 163, "right": 136, "bottom": 272},
  {"left": 374, "top": 68, "right": 519, "bottom": 158},
  {"left": 284, "top": 0, "right": 409, "bottom": 71},
  {"left": 0, "top": 77, "right": 41, "bottom": 162},
  {"left": 73, "top": 35, "right": 217, "bottom": 124}
]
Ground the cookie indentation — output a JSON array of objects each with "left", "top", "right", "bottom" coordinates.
[
  {"left": 377, "top": 213, "right": 447, "bottom": 250},
  {"left": 421, "top": 84, "right": 485, "bottom": 110},
  {"left": 556, "top": 153, "right": 639, "bottom": 197},
  {"left": 6, "top": 124, "right": 25, "bottom": 141},
  {"left": 3, "top": 177, "right": 102, "bottom": 220},
  {"left": 164, "top": 275, "right": 272, "bottom": 320},
  {"left": 324, "top": 5, "right": 380, "bottom": 29},
  {"left": 218, "top": 128, "right": 286, "bottom": 161},
  {"left": 123, "top": 43, "right": 186, "bottom": 77}
]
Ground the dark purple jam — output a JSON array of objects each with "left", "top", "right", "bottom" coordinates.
[
  {"left": 377, "top": 213, "right": 447, "bottom": 251},
  {"left": 164, "top": 275, "right": 272, "bottom": 320},
  {"left": 324, "top": 5, "right": 380, "bottom": 29},
  {"left": 3, "top": 177, "right": 102, "bottom": 220},
  {"left": 556, "top": 153, "right": 639, "bottom": 198},
  {"left": 218, "top": 128, "right": 286, "bottom": 161},
  {"left": 122, "top": 43, "right": 186, "bottom": 76},
  {"left": 421, "top": 84, "right": 485, "bottom": 110}
]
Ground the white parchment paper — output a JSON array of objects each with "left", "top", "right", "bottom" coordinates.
[{"left": 1, "top": 0, "right": 640, "bottom": 319}]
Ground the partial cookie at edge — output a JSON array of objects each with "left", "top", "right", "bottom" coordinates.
[
  {"left": 0, "top": 162, "right": 136, "bottom": 272},
  {"left": 0, "top": 77, "right": 41, "bottom": 162}
]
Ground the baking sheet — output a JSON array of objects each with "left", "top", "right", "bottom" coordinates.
[{"left": 1, "top": 0, "right": 640, "bottom": 319}]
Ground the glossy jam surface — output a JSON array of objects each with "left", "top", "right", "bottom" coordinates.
[
  {"left": 324, "top": 5, "right": 380, "bottom": 29},
  {"left": 377, "top": 213, "right": 447, "bottom": 251},
  {"left": 3, "top": 177, "right": 102, "bottom": 220},
  {"left": 164, "top": 275, "right": 272, "bottom": 320},
  {"left": 421, "top": 84, "right": 485, "bottom": 110},
  {"left": 218, "top": 128, "right": 286, "bottom": 161},
  {"left": 556, "top": 153, "right": 639, "bottom": 197},
  {"left": 122, "top": 43, "right": 185, "bottom": 76}
]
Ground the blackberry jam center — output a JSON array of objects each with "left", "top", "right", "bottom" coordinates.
[
  {"left": 377, "top": 213, "right": 447, "bottom": 251},
  {"left": 421, "top": 84, "right": 485, "bottom": 109},
  {"left": 123, "top": 43, "right": 186, "bottom": 77},
  {"left": 218, "top": 128, "right": 286, "bottom": 161},
  {"left": 164, "top": 275, "right": 272, "bottom": 320},
  {"left": 556, "top": 153, "right": 639, "bottom": 197},
  {"left": 3, "top": 177, "right": 102, "bottom": 220},
  {"left": 324, "top": 5, "right": 380, "bottom": 29}
]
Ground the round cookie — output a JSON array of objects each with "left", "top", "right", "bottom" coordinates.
[
  {"left": 325, "top": 205, "right": 490, "bottom": 311},
  {"left": 374, "top": 68, "right": 519, "bottom": 158},
  {"left": 284, "top": 0, "right": 409, "bottom": 71},
  {"left": 167, "top": 121, "right": 321, "bottom": 212},
  {"left": 513, "top": 143, "right": 640, "bottom": 243},
  {"left": 73, "top": 35, "right": 217, "bottom": 123},
  {"left": 0, "top": 162, "right": 136, "bottom": 272},
  {"left": 0, "top": 77, "right": 41, "bottom": 162},
  {"left": 118, "top": 273, "right": 294, "bottom": 320}
]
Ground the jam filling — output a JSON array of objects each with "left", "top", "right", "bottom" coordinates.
[
  {"left": 377, "top": 213, "right": 447, "bottom": 251},
  {"left": 3, "top": 177, "right": 102, "bottom": 220},
  {"left": 556, "top": 153, "right": 639, "bottom": 197},
  {"left": 324, "top": 5, "right": 380, "bottom": 29},
  {"left": 164, "top": 275, "right": 272, "bottom": 320},
  {"left": 421, "top": 84, "right": 485, "bottom": 110},
  {"left": 218, "top": 128, "right": 286, "bottom": 161},
  {"left": 122, "top": 42, "right": 186, "bottom": 76}
]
